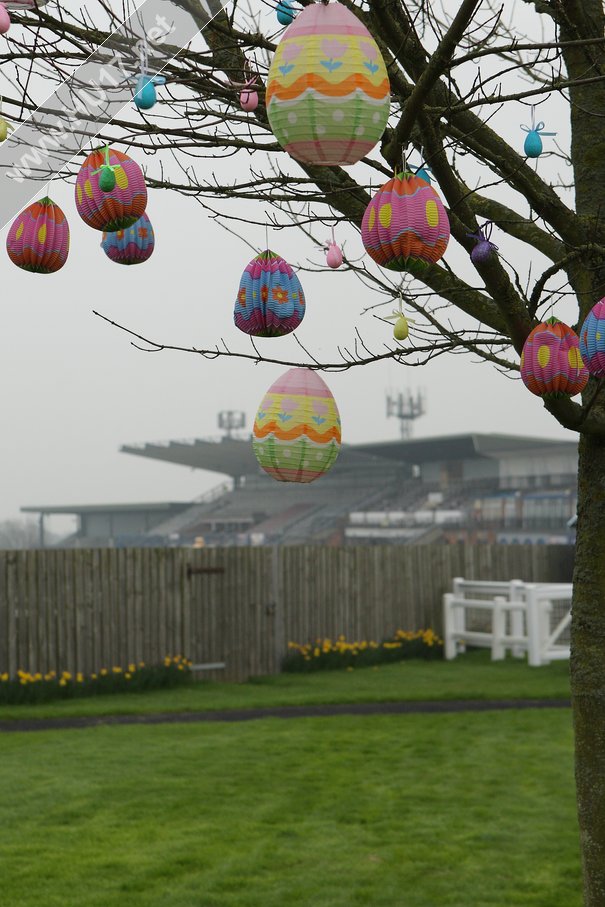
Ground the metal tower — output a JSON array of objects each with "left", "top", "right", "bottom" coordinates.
[
  {"left": 218, "top": 410, "right": 246, "bottom": 438},
  {"left": 386, "top": 390, "right": 426, "bottom": 439}
]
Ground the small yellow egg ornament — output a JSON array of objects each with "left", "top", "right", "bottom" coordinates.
[
  {"left": 0, "top": 116, "right": 14, "bottom": 143},
  {"left": 385, "top": 293, "right": 415, "bottom": 343},
  {"left": 393, "top": 316, "right": 409, "bottom": 341}
]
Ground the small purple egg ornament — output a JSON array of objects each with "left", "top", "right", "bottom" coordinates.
[{"left": 468, "top": 222, "right": 498, "bottom": 264}]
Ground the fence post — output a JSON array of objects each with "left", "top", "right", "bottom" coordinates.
[
  {"left": 452, "top": 577, "right": 464, "bottom": 597},
  {"left": 443, "top": 593, "right": 457, "bottom": 660},
  {"left": 510, "top": 579, "right": 526, "bottom": 658},
  {"left": 272, "top": 546, "right": 285, "bottom": 674},
  {"left": 491, "top": 597, "right": 506, "bottom": 661},
  {"left": 526, "top": 585, "right": 543, "bottom": 667},
  {"left": 451, "top": 578, "right": 467, "bottom": 653},
  {"left": 539, "top": 598, "right": 553, "bottom": 666}
]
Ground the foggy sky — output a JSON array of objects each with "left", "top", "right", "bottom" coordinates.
[{"left": 0, "top": 0, "right": 573, "bottom": 535}]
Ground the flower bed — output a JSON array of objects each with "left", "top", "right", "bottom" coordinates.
[
  {"left": 282, "top": 630, "right": 443, "bottom": 672},
  {"left": 0, "top": 655, "right": 192, "bottom": 705}
]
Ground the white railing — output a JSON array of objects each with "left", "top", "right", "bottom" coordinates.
[{"left": 443, "top": 578, "right": 572, "bottom": 667}]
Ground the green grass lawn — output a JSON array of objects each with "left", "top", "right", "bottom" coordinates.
[
  {"left": 0, "top": 709, "right": 580, "bottom": 907},
  {"left": 0, "top": 651, "right": 571, "bottom": 721}
]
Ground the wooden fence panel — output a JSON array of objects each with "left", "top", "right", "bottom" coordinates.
[{"left": 0, "top": 544, "right": 576, "bottom": 681}]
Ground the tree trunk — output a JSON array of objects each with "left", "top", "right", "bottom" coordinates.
[{"left": 571, "top": 430, "right": 605, "bottom": 906}]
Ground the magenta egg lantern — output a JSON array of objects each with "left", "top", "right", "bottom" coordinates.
[
  {"left": 520, "top": 317, "right": 588, "bottom": 398},
  {"left": 361, "top": 172, "right": 450, "bottom": 274},
  {"left": 6, "top": 197, "right": 69, "bottom": 273}
]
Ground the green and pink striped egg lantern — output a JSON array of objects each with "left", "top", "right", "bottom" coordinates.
[
  {"left": 361, "top": 172, "right": 450, "bottom": 274},
  {"left": 520, "top": 317, "right": 588, "bottom": 398},
  {"left": 235, "top": 249, "right": 305, "bottom": 337},
  {"left": 75, "top": 146, "right": 147, "bottom": 232},
  {"left": 6, "top": 197, "right": 69, "bottom": 273},
  {"left": 579, "top": 298, "right": 605, "bottom": 377},
  {"left": 253, "top": 368, "right": 341, "bottom": 483},
  {"left": 266, "top": 0, "right": 390, "bottom": 166}
]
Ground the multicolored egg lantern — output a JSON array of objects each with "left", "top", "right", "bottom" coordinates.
[
  {"left": 253, "top": 368, "right": 341, "bottom": 483},
  {"left": 361, "top": 172, "right": 450, "bottom": 274},
  {"left": 234, "top": 249, "right": 306, "bottom": 338},
  {"left": 266, "top": 0, "right": 390, "bottom": 166},
  {"left": 101, "top": 213, "right": 155, "bottom": 265},
  {"left": 6, "top": 197, "right": 69, "bottom": 273},
  {"left": 579, "top": 298, "right": 605, "bottom": 378},
  {"left": 75, "top": 147, "right": 147, "bottom": 232},
  {"left": 520, "top": 317, "right": 588, "bottom": 398}
]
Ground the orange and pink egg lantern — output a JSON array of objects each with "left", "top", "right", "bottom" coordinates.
[
  {"left": 6, "top": 197, "right": 69, "bottom": 273},
  {"left": 361, "top": 172, "right": 450, "bottom": 274},
  {"left": 520, "top": 317, "right": 588, "bottom": 398},
  {"left": 75, "top": 146, "right": 147, "bottom": 232}
]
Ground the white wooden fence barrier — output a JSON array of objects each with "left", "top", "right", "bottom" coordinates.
[{"left": 443, "top": 578, "right": 572, "bottom": 667}]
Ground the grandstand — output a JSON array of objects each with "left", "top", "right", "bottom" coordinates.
[{"left": 23, "top": 431, "right": 579, "bottom": 548}]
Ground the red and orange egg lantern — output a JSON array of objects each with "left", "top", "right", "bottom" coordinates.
[
  {"left": 75, "top": 147, "right": 147, "bottom": 232},
  {"left": 520, "top": 317, "right": 588, "bottom": 398}
]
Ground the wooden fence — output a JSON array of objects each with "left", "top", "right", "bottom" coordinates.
[{"left": 0, "top": 544, "right": 574, "bottom": 681}]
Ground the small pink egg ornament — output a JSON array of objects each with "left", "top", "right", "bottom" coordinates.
[
  {"left": 326, "top": 241, "right": 343, "bottom": 269},
  {"left": 240, "top": 88, "right": 259, "bottom": 112},
  {"left": 325, "top": 229, "right": 343, "bottom": 269},
  {"left": 0, "top": 4, "right": 11, "bottom": 33}
]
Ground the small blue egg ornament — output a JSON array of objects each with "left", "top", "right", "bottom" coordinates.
[
  {"left": 276, "top": 0, "right": 295, "bottom": 26},
  {"left": 520, "top": 114, "right": 556, "bottom": 158},
  {"left": 134, "top": 75, "right": 157, "bottom": 110},
  {"left": 524, "top": 130, "right": 543, "bottom": 158}
]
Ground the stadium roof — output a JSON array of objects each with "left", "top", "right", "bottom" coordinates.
[
  {"left": 355, "top": 433, "right": 578, "bottom": 464},
  {"left": 120, "top": 432, "right": 577, "bottom": 477},
  {"left": 121, "top": 437, "right": 395, "bottom": 478},
  {"left": 21, "top": 502, "right": 191, "bottom": 516}
]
